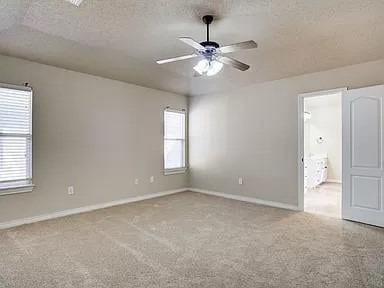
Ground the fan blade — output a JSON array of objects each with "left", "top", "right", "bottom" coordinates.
[
  {"left": 156, "top": 54, "right": 197, "bottom": 64},
  {"left": 219, "top": 40, "right": 257, "bottom": 54},
  {"left": 179, "top": 37, "right": 205, "bottom": 50},
  {"left": 218, "top": 56, "right": 250, "bottom": 71}
]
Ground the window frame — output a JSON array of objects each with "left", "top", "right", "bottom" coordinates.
[
  {"left": 163, "top": 108, "right": 187, "bottom": 175},
  {"left": 0, "top": 83, "right": 34, "bottom": 196}
]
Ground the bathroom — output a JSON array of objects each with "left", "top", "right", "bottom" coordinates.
[{"left": 303, "top": 92, "right": 342, "bottom": 218}]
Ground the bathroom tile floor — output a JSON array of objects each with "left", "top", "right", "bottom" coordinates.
[{"left": 304, "top": 182, "right": 341, "bottom": 218}]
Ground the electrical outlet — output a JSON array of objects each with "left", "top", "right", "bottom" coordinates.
[
  {"left": 68, "top": 186, "right": 74, "bottom": 195},
  {"left": 238, "top": 177, "right": 243, "bottom": 185},
  {"left": 150, "top": 176, "right": 154, "bottom": 183},
  {"left": 134, "top": 178, "right": 139, "bottom": 185}
]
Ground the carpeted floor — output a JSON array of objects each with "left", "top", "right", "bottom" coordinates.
[{"left": 0, "top": 192, "right": 383, "bottom": 288}]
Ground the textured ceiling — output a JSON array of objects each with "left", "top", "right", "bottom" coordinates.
[{"left": 1, "top": 0, "right": 384, "bottom": 96}]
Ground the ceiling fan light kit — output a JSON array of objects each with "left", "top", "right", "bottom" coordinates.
[
  {"left": 157, "top": 15, "right": 257, "bottom": 77},
  {"left": 193, "top": 59, "right": 224, "bottom": 76}
]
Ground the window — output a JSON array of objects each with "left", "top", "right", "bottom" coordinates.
[
  {"left": 0, "top": 85, "right": 33, "bottom": 194},
  {"left": 164, "top": 109, "right": 186, "bottom": 174}
]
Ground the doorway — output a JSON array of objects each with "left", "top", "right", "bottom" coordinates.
[{"left": 298, "top": 88, "right": 345, "bottom": 218}]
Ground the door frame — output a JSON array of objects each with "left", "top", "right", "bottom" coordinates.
[{"left": 297, "top": 88, "right": 347, "bottom": 211}]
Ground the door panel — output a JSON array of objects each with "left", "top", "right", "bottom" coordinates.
[
  {"left": 351, "top": 176, "right": 381, "bottom": 210},
  {"left": 342, "top": 85, "right": 384, "bottom": 227},
  {"left": 351, "top": 97, "right": 381, "bottom": 168}
]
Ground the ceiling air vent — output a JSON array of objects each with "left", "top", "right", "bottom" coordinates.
[{"left": 65, "top": 0, "right": 84, "bottom": 7}]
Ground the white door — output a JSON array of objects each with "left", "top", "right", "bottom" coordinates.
[{"left": 342, "top": 85, "right": 384, "bottom": 227}]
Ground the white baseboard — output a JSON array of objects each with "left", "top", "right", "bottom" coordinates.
[
  {"left": 0, "top": 188, "right": 187, "bottom": 230},
  {"left": 0, "top": 187, "right": 300, "bottom": 230},
  {"left": 188, "top": 188, "right": 300, "bottom": 211},
  {"left": 326, "top": 179, "right": 342, "bottom": 184}
]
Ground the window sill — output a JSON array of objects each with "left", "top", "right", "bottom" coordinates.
[
  {"left": 0, "top": 184, "right": 35, "bottom": 196},
  {"left": 164, "top": 168, "right": 187, "bottom": 176}
]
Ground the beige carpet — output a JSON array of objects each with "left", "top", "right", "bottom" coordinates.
[{"left": 0, "top": 191, "right": 383, "bottom": 288}]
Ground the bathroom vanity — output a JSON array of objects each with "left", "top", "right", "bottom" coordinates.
[{"left": 304, "top": 154, "right": 328, "bottom": 190}]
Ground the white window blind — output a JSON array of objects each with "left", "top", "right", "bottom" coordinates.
[
  {"left": 0, "top": 85, "right": 33, "bottom": 191},
  {"left": 164, "top": 109, "right": 186, "bottom": 172}
]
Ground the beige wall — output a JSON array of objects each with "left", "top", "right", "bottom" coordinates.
[
  {"left": 304, "top": 94, "right": 342, "bottom": 182},
  {"left": 0, "top": 55, "right": 187, "bottom": 223},
  {"left": 189, "top": 59, "right": 384, "bottom": 207},
  {"left": 2, "top": 54, "right": 384, "bottom": 222}
]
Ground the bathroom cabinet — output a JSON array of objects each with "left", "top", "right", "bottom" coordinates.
[{"left": 304, "top": 156, "right": 328, "bottom": 189}]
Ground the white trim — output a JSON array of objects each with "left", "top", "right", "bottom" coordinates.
[
  {"left": 0, "top": 188, "right": 187, "bottom": 230},
  {"left": 0, "top": 184, "right": 35, "bottom": 196},
  {"left": 189, "top": 188, "right": 300, "bottom": 211},
  {"left": 326, "top": 179, "right": 342, "bottom": 184},
  {"left": 0, "top": 188, "right": 302, "bottom": 230},
  {"left": 0, "top": 82, "right": 32, "bottom": 92},
  {"left": 164, "top": 168, "right": 187, "bottom": 175},
  {"left": 297, "top": 87, "right": 347, "bottom": 212},
  {"left": 298, "top": 88, "right": 347, "bottom": 98},
  {"left": 164, "top": 107, "right": 186, "bottom": 113}
]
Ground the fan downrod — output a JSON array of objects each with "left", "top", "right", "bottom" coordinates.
[{"left": 200, "top": 15, "right": 219, "bottom": 49}]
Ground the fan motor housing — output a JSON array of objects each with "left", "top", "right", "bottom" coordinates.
[
  {"left": 202, "top": 15, "right": 214, "bottom": 25},
  {"left": 200, "top": 41, "right": 220, "bottom": 49}
]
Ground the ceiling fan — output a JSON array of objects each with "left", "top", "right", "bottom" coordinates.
[{"left": 156, "top": 15, "right": 257, "bottom": 76}]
